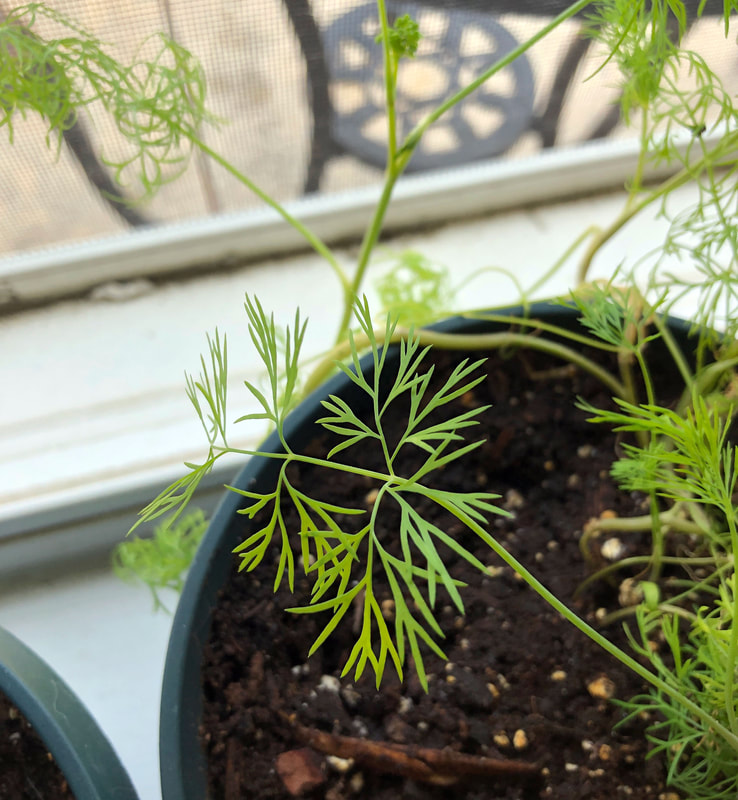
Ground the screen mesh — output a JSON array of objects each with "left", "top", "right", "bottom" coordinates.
[{"left": 0, "top": 1, "right": 735, "bottom": 259}]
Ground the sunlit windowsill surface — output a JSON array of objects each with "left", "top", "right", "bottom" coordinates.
[{"left": 0, "top": 158, "right": 704, "bottom": 798}]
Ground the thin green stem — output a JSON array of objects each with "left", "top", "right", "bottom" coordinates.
[
  {"left": 584, "top": 507, "right": 705, "bottom": 536},
  {"left": 653, "top": 315, "right": 694, "bottom": 395},
  {"left": 183, "top": 130, "right": 350, "bottom": 296},
  {"left": 575, "top": 159, "right": 725, "bottom": 284},
  {"left": 464, "top": 312, "right": 623, "bottom": 352},
  {"left": 724, "top": 510, "right": 738, "bottom": 733},
  {"left": 599, "top": 602, "right": 697, "bottom": 627},
  {"left": 647, "top": 494, "right": 664, "bottom": 581},
  {"left": 375, "top": 0, "right": 397, "bottom": 163},
  {"left": 335, "top": 173, "right": 400, "bottom": 343},
  {"left": 397, "top": 0, "right": 593, "bottom": 167},
  {"left": 628, "top": 107, "right": 651, "bottom": 198},
  {"left": 635, "top": 348, "right": 655, "bottom": 407},
  {"left": 576, "top": 553, "right": 730, "bottom": 598},
  {"left": 303, "top": 326, "right": 628, "bottom": 401},
  {"left": 527, "top": 226, "right": 601, "bottom": 297},
  {"left": 336, "top": 0, "right": 597, "bottom": 335},
  {"left": 220, "top": 446, "right": 398, "bottom": 486}
]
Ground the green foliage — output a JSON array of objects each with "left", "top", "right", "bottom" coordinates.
[
  {"left": 0, "top": 3, "right": 212, "bottom": 199},
  {"left": 374, "top": 250, "right": 455, "bottom": 327},
  {"left": 375, "top": 13, "right": 421, "bottom": 60},
  {"left": 583, "top": 394, "right": 737, "bottom": 525},
  {"left": 567, "top": 279, "right": 663, "bottom": 353},
  {"left": 113, "top": 509, "right": 208, "bottom": 610},
  {"left": 10, "top": 0, "right": 730, "bottom": 788},
  {"left": 376, "top": 14, "right": 421, "bottom": 59},
  {"left": 157, "top": 294, "right": 508, "bottom": 688},
  {"left": 620, "top": 583, "right": 738, "bottom": 798}
]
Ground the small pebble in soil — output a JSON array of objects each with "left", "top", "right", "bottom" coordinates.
[
  {"left": 550, "top": 669, "right": 567, "bottom": 681},
  {"left": 512, "top": 729, "right": 528, "bottom": 750},
  {"left": 398, "top": 697, "right": 413, "bottom": 715},
  {"left": 275, "top": 748, "right": 325, "bottom": 796},
  {"left": 577, "top": 444, "right": 594, "bottom": 458},
  {"left": 601, "top": 537, "right": 625, "bottom": 560},
  {"left": 587, "top": 675, "right": 616, "bottom": 700},
  {"left": 493, "top": 732, "right": 510, "bottom": 748},
  {"left": 486, "top": 683, "right": 500, "bottom": 700},
  {"left": 565, "top": 763, "right": 580, "bottom": 773},
  {"left": 340, "top": 684, "right": 361, "bottom": 710},
  {"left": 504, "top": 489, "right": 524, "bottom": 509},
  {"left": 319, "top": 675, "right": 341, "bottom": 693},
  {"left": 326, "top": 756, "right": 354, "bottom": 773},
  {"left": 598, "top": 744, "right": 613, "bottom": 761},
  {"left": 619, "top": 577, "right": 644, "bottom": 607}
]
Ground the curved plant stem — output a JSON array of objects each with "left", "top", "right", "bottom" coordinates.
[
  {"left": 598, "top": 602, "right": 696, "bottom": 627},
  {"left": 575, "top": 133, "right": 738, "bottom": 283},
  {"left": 336, "top": 174, "right": 400, "bottom": 343},
  {"left": 183, "top": 131, "right": 350, "bottom": 296},
  {"left": 302, "top": 326, "right": 628, "bottom": 400},
  {"left": 526, "top": 226, "right": 600, "bottom": 297},
  {"left": 575, "top": 554, "right": 730, "bottom": 598}
]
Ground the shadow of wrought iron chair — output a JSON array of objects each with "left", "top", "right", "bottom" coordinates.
[
  {"left": 25, "top": 0, "right": 725, "bottom": 226},
  {"left": 284, "top": 0, "right": 722, "bottom": 193}
]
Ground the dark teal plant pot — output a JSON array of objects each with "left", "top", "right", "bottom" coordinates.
[
  {"left": 158, "top": 303, "right": 694, "bottom": 799},
  {"left": 0, "top": 625, "right": 139, "bottom": 799}
]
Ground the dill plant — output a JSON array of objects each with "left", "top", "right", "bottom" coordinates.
[
  {"left": 113, "top": 509, "right": 208, "bottom": 611},
  {"left": 6, "top": 0, "right": 738, "bottom": 793}
]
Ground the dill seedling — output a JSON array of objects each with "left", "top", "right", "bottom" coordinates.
[{"left": 113, "top": 509, "right": 208, "bottom": 611}]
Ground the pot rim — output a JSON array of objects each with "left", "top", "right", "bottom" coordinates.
[{"left": 0, "top": 624, "right": 139, "bottom": 800}]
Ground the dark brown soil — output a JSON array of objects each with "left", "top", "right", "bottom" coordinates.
[
  {"left": 201, "top": 343, "right": 680, "bottom": 799},
  {"left": 0, "top": 692, "right": 74, "bottom": 798}
]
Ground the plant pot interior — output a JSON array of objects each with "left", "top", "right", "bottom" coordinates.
[
  {"left": 195, "top": 324, "right": 690, "bottom": 799},
  {"left": 0, "top": 690, "right": 75, "bottom": 799}
]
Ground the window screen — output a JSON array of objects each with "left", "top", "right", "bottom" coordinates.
[{"left": 0, "top": 1, "right": 735, "bottom": 259}]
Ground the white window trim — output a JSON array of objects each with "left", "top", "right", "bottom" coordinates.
[{"left": 0, "top": 133, "right": 711, "bottom": 308}]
